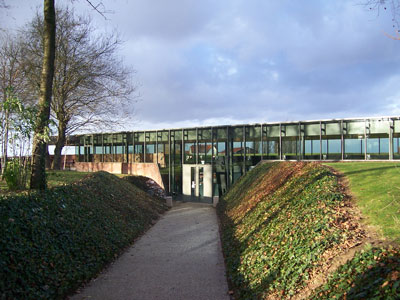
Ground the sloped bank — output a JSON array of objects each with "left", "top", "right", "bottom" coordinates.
[
  {"left": 0, "top": 171, "right": 168, "bottom": 300},
  {"left": 217, "top": 162, "right": 400, "bottom": 299}
]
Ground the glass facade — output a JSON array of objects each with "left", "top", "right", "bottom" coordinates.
[{"left": 71, "top": 116, "right": 400, "bottom": 195}]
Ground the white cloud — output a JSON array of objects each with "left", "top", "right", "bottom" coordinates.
[
  {"left": 271, "top": 71, "right": 279, "bottom": 81},
  {"left": 227, "top": 67, "right": 238, "bottom": 76}
]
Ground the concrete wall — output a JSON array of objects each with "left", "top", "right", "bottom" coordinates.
[
  {"left": 74, "top": 162, "right": 164, "bottom": 189},
  {"left": 122, "top": 163, "right": 164, "bottom": 189},
  {"left": 75, "top": 162, "right": 123, "bottom": 174}
]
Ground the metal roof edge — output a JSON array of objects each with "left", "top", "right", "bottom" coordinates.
[{"left": 68, "top": 115, "right": 400, "bottom": 137}]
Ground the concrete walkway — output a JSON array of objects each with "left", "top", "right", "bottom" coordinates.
[{"left": 70, "top": 202, "right": 230, "bottom": 300}]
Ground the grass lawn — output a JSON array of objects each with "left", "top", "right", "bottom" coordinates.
[
  {"left": 0, "top": 170, "right": 92, "bottom": 194},
  {"left": 325, "top": 162, "right": 400, "bottom": 243},
  {"left": 46, "top": 170, "right": 92, "bottom": 187}
]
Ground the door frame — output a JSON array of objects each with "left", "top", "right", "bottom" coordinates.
[{"left": 182, "top": 164, "right": 212, "bottom": 203}]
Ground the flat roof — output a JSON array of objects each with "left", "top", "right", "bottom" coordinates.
[{"left": 69, "top": 115, "right": 400, "bottom": 138}]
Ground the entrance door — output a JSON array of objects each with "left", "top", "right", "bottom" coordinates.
[{"left": 182, "top": 164, "right": 212, "bottom": 203}]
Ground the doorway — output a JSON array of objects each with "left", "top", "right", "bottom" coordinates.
[{"left": 182, "top": 164, "right": 212, "bottom": 203}]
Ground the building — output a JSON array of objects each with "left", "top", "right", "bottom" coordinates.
[{"left": 61, "top": 116, "right": 400, "bottom": 202}]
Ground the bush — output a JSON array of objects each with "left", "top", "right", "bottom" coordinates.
[
  {"left": 0, "top": 171, "right": 167, "bottom": 299},
  {"left": 2, "top": 159, "right": 29, "bottom": 190}
]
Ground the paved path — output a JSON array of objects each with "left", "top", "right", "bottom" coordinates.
[{"left": 70, "top": 202, "right": 230, "bottom": 300}]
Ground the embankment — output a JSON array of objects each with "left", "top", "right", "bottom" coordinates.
[
  {"left": 218, "top": 161, "right": 400, "bottom": 299},
  {"left": 0, "top": 171, "right": 167, "bottom": 299}
]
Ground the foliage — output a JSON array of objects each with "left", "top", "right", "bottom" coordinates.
[
  {"left": 2, "top": 87, "right": 37, "bottom": 148},
  {"left": 325, "top": 162, "right": 400, "bottom": 242},
  {"left": 124, "top": 175, "right": 166, "bottom": 199},
  {"left": 0, "top": 171, "right": 167, "bottom": 299},
  {"left": 2, "top": 158, "right": 29, "bottom": 190},
  {"left": 218, "top": 162, "right": 349, "bottom": 298},
  {"left": 0, "top": 88, "right": 36, "bottom": 191},
  {"left": 123, "top": 175, "right": 150, "bottom": 192},
  {"left": 311, "top": 245, "right": 400, "bottom": 299},
  {"left": 0, "top": 32, "right": 26, "bottom": 152},
  {"left": 218, "top": 161, "right": 400, "bottom": 299},
  {"left": 3, "top": 87, "right": 36, "bottom": 138}
]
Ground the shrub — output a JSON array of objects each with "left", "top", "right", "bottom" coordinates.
[{"left": 2, "top": 159, "right": 29, "bottom": 190}]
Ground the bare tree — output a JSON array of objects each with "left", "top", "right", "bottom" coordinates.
[
  {"left": 30, "top": 0, "right": 55, "bottom": 189},
  {"left": 21, "top": 6, "right": 136, "bottom": 170},
  {"left": 0, "top": 0, "right": 9, "bottom": 9},
  {"left": 365, "top": 0, "right": 400, "bottom": 39},
  {"left": 1, "top": 0, "right": 131, "bottom": 188}
]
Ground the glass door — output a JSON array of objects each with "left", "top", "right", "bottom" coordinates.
[
  {"left": 199, "top": 167, "right": 204, "bottom": 197},
  {"left": 191, "top": 167, "right": 196, "bottom": 197}
]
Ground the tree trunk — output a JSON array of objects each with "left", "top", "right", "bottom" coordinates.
[
  {"left": 52, "top": 121, "right": 66, "bottom": 170},
  {"left": 30, "top": 0, "right": 56, "bottom": 190}
]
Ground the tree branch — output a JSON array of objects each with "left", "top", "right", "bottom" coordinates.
[{"left": 83, "top": 0, "right": 112, "bottom": 20}]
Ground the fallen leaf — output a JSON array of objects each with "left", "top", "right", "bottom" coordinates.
[{"left": 390, "top": 271, "right": 399, "bottom": 281}]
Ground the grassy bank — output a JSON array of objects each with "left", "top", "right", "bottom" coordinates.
[
  {"left": 218, "top": 161, "right": 400, "bottom": 299},
  {"left": 0, "top": 171, "right": 167, "bottom": 299},
  {"left": 325, "top": 162, "right": 400, "bottom": 243}
]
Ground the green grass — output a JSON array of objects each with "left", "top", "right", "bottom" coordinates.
[
  {"left": 325, "top": 162, "right": 400, "bottom": 243},
  {"left": 0, "top": 170, "right": 92, "bottom": 193},
  {"left": 46, "top": 170, "right": 92, "bottom": 187}
]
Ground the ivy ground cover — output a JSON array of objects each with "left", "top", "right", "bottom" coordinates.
[
  {"left": 0, "top": 171, "right": 167, "bottom": 299},
  {"left": 218, "top": 161, "right": 400, "bottom": 299}
]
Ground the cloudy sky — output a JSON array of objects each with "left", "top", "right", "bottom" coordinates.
[{"left": 1, "top": 0, "right": 400, "bottom": 131}]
